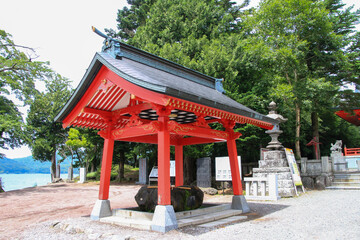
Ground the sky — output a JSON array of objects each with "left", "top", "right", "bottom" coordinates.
[{"left": 1, "top": 0, "right": 359, "bottom": 158}]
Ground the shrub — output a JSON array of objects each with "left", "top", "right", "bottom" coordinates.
[{"left": 0, "top": 177, "right": 4, "bottom": 193}]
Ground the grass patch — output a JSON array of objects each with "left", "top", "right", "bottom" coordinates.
[{"left": 86, "top": 164, "right": 139, "bottom": 182}]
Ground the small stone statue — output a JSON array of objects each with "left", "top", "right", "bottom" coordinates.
[
  {"left": 330, "top": 140, "right": 342, "bottom": 153},
  {"left": 265, "top": 101, "right": 287, "bottom": 150}
]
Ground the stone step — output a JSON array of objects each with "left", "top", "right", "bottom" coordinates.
[
  {"left": 112, "top": 208, "right": 153, "bottom": 220},
  {"left": 176, "top": 204, "right": 231, "bottom": 219},
  {"left": 111, "top": 204, "right": 232, "bottom": 221},
  {"left": 333, "top": 178, "right": 360, "bottom": 183},
  {"left": 326, "top": 186, "right": 360, "bottom": 190},
  {"left": 177, "top": 209, "right": 243, "bottom": 228},
  {"left": 334, "top": 173, "right": 360, "bottom": 180},
  {"left": 101, "top": 206, "right": 244, "bottom": 230},
  {"left": 331, "top": 182, "right": 360, "bottom": 187},
  {"left": 100, "top": 216, "right": 152, "bottom": 230},
  {"left": 198, "top": 215, "right": 248, "bottom": 228}
]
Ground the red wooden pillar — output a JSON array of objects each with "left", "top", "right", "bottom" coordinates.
[
  {"left": 227, "top": 138, "right": 243, "bottom": 196},
  {"left": 157, "top": 113, "right": 171, "bottom": 205},
  {"left": 99, "top": 129, "right": 115, "bottom": 200},
  {"left": 175, "top": 144, "right": 183, "bottom": 187}
]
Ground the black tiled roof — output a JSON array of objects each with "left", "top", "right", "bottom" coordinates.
[{"left": 55, "top": 43, "right": 277, "bottom": 126}]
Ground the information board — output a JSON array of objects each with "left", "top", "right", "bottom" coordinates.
[
  {"left": 215, "top": 156, "right": 241, "bottom": 181},
  {"left": 148, "top": 160, "right": 176, "bottom": 179},
  {"left": 170, "top": 160, "right": 175, "bottom": 177},
  {"left": 284, "top": 148, "right": 303, "bottom": 186}
]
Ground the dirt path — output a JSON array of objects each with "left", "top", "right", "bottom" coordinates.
[{"left": 0, "top": 182, "right": 141, "bottom": 239}]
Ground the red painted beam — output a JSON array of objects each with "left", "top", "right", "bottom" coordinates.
[
  {"left": 83, "top": 107, "right": 112, "bottom": 120},
  {"left": 168, "top": 121, "right": 229, "bottom": 140},
  {"left": 113, "top": 102, "right": 152, "bottom": 117},
  {"left": 111, "top": 121, "right": 161, "bottom": 140}
]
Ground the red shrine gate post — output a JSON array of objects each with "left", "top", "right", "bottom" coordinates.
[{"left": 55, "top": 28, "right": 277, "bottom": 232}]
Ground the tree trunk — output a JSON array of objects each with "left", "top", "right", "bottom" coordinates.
[
  {"left": 117, "top": 151, "right": 125, "bottom": 182},
  {"left": 51, "top": 150, "right": 56, "bottom": 182},
  {"left": 90, "top": 162, "right": 95, "bottom": 173},
  {"left": 183, "top": 155, "right": 196, "bottom": 185},
  {"left": 311, "top": 111, "right": 321, "bottom": 159},
  {"left": 133, "top": 153, "right": 137, "bottom": 168},
  {"left": 295, "top": 101, "right": 301, "bottom": 159}
]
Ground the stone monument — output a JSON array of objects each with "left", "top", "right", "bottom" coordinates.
[
  {"left": 330, "top": 140, "right": 347, "bottom": 172},
  {"left": 136, "top": 158, "right": 147, "bottom": 185},
  {"left": 197, "top": 157, "right": 211, "bottom": 188},
  {"left": 252, "top": 101, "right": 296, "bottom": 197}
]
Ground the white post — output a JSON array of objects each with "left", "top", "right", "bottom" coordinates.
[
  {"left": 245, "top": 181, "right": 250, "bottom": 196},
  {"left": 79, "top": 167, "right": 87, "bottom": 183},
  {"left": 268, "top": 174, "right": 280, "bottom": 200},
  {"left": 253, "top": 181, "right": 258, "bottom": 196},
  {"left": 321, "top": 156, "right": 329, "bottom": 173},
  {"left": 260, "top": 181, "right": 266, "bottom": 197},
  {"left": 301, "top": 157, "right": 307, "bottom": 174}
]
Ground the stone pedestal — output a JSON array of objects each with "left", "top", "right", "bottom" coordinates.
[
  {"left": 253, "top": 150, "right": 296, "bottom": 197},
  {"left": 151, "top": 205, "right": 178, "bottom": 233},
  {"left": 90, "top": 199, "right": 112, "bottom": 220},
  {"left": 231, "top": 195, "right": 250, "bottom": 213}
]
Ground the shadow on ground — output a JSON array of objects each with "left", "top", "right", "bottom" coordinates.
[{"left": 177, "top": 202, "right": 289, "bottom": 236}]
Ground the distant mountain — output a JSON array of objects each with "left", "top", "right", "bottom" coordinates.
[{"left": 0, "top": 156, "right": 79, "bottom": 174}]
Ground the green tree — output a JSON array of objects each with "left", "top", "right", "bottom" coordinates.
[
  {"left": 0, "top": 29, "right": 51, "bottom": 153},
  {"left": 26, "top": 74, "right": 72, "bottom": 181},
  {"left": 0, "top": 96, "right": 23, "bottom": 152},
  {"left": 243, "top": 0, "right": 357, "bottom": 159}
]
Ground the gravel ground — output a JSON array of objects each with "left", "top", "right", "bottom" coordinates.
[{"left": 17, "top": 190, "right": 360, "bottom": 240}]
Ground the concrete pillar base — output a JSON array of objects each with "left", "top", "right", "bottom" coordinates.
[
  {"left": 151, "top": 205, "right": 178, "bottom": 232},
  {"left": 90, "top": 199, "right": 112, "bottom": 220},
  {"left": 231, "top": 195, "right": 250, "bottom": 213}
]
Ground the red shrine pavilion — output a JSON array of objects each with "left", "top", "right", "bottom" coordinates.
[
  {"left": 335, "top": 109, "right": 360, "bottom": 126},
  {"left": 55, "top": 28, "right": 278, "bottom": 232}
]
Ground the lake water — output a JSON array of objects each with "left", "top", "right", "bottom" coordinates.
[{"left": 0, "top": 173, "right": 79, "bottom": 191}]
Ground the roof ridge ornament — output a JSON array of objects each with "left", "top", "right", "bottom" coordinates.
[
  {"left": 215, "top": 78, "right": 225, "bottom": 94},
  {"left": 92, "top": 26, "right": 123, "bottom": 60}
]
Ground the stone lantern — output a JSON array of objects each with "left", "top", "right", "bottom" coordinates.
[{"left": 265, "top": 101, "right": 287, "bottom": 150}]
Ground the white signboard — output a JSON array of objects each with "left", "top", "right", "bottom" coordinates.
[
  {"left": 148, "top": 160, "right": 176, "bottom": 178},
  {"left": 215, "top": 156, "right": 242, "bottom": 181},
  {"left": 149, "top": 166, "right": 158, "bottom": 178},
  {"left": 170, "top": 160, "right": 175, "bottom": 177}
]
